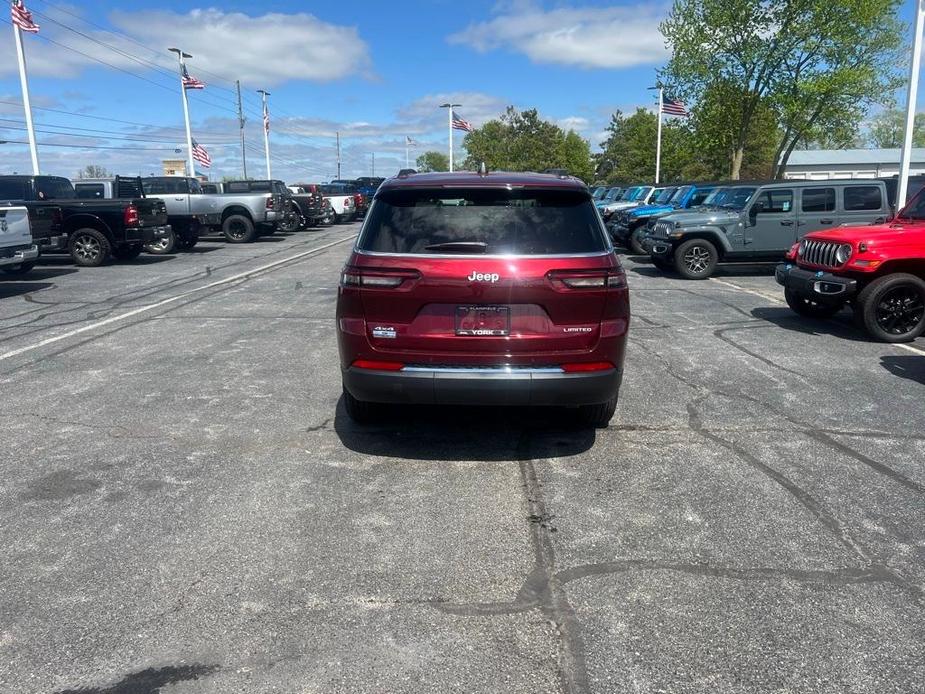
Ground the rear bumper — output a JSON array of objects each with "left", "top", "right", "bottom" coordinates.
[
  {"left": 0, "top": 243, "right": 39, "bottom": 266},
  {"left": 775, "top": 264, "right": 857, "bottom": 303},
  {"left": 343, "top": 366, "right": 623, "bottom": 406}
]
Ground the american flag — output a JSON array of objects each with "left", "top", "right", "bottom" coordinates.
[
  {"left": 406, "top": 135, "right": 417, "bottom": 146},
  {"left": 263, "top": 100, "right": 269, "bottom": 134},
  {"left": 191, "top": 139, "right": 211, "bottom": 169},
  {"left": 661, "top": 94, "right": 689, "bottom": 117},
  {"left": 11, "top": 0, "right": 39, "bottom": 33},
  {"left": 181, "top": 64, "right": 205, "bottom": 90},
  {"left": 451, "top": 111, "right": 474, "bottom": 132}
]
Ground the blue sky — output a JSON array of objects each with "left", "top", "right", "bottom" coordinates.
[{"left": 0, "top": 0, "right": 920, "bottom": 181}]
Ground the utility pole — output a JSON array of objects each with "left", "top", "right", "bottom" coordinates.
[
  {"left": 336, "top": 131, "right": 341, "bottom": 179},
  {"left": 12, "top": 17, "right": 39, "bottom": 174},
  {"left": 439, "top": 103, "right": 461, "bottom": 172},
  {"left": 168, "top": 48, "right": 196, "bottom": 177},
  {"left": 258, "top": 89, "right": 271, "bottom": 179},
  {"left": 236, "top": 80, "right": 247, "bottom": 179},
  {"left": 898, "top": 0, "right": 925, "bottom": 209},
  {"left": 371, "top": 152, "right": 375, "bottom": 176}
]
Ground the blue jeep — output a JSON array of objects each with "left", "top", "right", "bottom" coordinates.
[{"left": 610, "top": 183, "right": 716, "bottom": 254}]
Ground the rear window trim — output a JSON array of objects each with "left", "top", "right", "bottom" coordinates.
[{"left": 360, "top": 187, "right": 612, "bottom": 257}]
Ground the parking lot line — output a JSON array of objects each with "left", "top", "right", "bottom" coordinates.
[
  {"left": 0, "top": 235, "right": 355, "bottom": 363},
  {"left": 708, "top": 277, "right": 784, "bottom": 304},
  {"left": 894, "top": 342, "right": 925, "bottom": 356}
]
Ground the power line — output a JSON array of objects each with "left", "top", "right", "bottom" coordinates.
[
  {"left": 0, "top": 121, "right": 234, "bottom": 146},
  {"left": 0, "top": 99, "right": 187, "bottom": 132},
  {"left": 0, "top": 138, "right": 188, "bottom": 152},
  {"left": 0, "top": 116, "right": 237, "bottom": 144}
]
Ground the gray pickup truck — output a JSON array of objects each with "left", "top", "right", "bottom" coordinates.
[{"left": 77, "top": 176, "right": 281, "bottom": 245}]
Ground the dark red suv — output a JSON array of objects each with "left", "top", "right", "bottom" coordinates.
[{"left": 336, "top": 171, "right": 630, "bottom": 426}]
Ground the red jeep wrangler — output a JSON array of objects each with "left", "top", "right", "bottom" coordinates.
[{"left": 776, "top": 189, "right": 925, "bottom": 342}]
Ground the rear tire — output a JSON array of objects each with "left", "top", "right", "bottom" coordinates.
[
  {"left": 174, "top": 236, "right": 198, "bottom": 251},
  {"left": 343, "top": 388, "right": 380, "bottom": 424},
  {"left": 628, "top": 229, "right": 646, "bottom": 255},
  {"left": 784, "top": 287, "right": 843, "bottom": 319},
  {"left": 68, "top": 228, "right": 110, "bottom": 267},
  {"left": 855, "top": 273, "right": 925, "bottom": 342},
  {"left": 278, "top": 207, "right": 302, "bottom": 232},
  {"left": 144, "top": 227, "right": 175, "bottom": 255},
  {"left": 576, "top": 396, "right": 618, "bottom": 428},
  {"left": 673, "top": 239, "right": 718, "bottom": 280},
  {"left": 222, "top": 214, "right": 257, "bottom": 243}
]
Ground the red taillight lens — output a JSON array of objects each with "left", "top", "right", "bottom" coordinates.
[
  {"left": 548, "top": 270, "right": 626, "bottom": 290},
  {"left": 341, "top": 267, "right": 419, "bottom": 289},
  {"left": 562, "top": 361, "right": 615, "bottom": 373},
  {"left": 266, "top": 197, "right": 275, "bottom": 209},
  {"left": 123, "top": 204, "right": 139, "bottom": 227},
  {"left": 352, "top": 359, "right": 404, "bottom": 371}
]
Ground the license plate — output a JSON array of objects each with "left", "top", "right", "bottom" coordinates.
[{"left": 455, "top": 305, "right": 510, "bottom": 336}]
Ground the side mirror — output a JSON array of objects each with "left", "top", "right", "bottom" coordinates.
[{"left": 748, "top": 203, "right": 763, "bottom": 225}]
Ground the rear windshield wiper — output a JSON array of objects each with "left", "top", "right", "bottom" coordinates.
[{"left": 423, "top": 241, "right": 488, "bottom": 253}]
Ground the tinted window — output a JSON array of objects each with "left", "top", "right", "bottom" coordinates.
[
  {"left": 358, "top": 188, "right": 609, "bottom": 256},
  {"left": 721, "top": 187, "right": 757, "bottom": 210},
  {"left": 689, "top": 188, "right": 713, "bottom": 206},
  {"left": 754, "top": 189, "right": 793, "bottom": 214},
  {"left": 143, "top": 178, "right": 184, "bottom": 195},
  {"left": 844, "top": 186, "right": 882, "bottom": 211},
  {"left": 188, "top": 180, "right": 202, "bottom": 194},
  {"left": 654, "top": 188, "right": 676, "bottom": 204},
  {"left": 75, "top": 184, "right": 105, "bottom": 199},
  {"left": 321, "top": 184, "right": 351, "bottom": 195},
  {"left": 35, "top": 177, "right": 75, "bottom": 200},
  {"left": 0, "top": 179, "right": 28, "bottom": 200},
  {"left": 225, "top": 182, "right": 253, "bottom": 193},
  {"left": 802, "top": 187, "right": 835, "bottom": 213}
]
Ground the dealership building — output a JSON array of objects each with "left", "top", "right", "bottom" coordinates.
[{"left": 782, "top": 148, "right": 925, "bottom": 180}]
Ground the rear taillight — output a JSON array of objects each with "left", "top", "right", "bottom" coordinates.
[
  {"left": 547, "top": 270, "right": 626, "bottom": 290},
  {"left": 340, "top": 267, "right": 420, "bottom": 289},
  {"left": 123, "top": 204, "right": 139, "bottom": 227},
  {"left": 266, "top": 197, "right": 274, "bottom": 210},
  {"left": 562, "top": 362, "right": 615, "bottom": 373},
  {"left": 352, "top": 359, "right": 404, "bottom": 371}
]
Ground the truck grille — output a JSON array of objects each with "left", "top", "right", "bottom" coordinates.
[
  {"left": 800, "top": 239, "right": 848, "bottom": 269},
  {"left": 653, "top": 221, "right": 672, "bottom": 237}
]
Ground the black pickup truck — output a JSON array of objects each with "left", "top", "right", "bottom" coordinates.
[{"left": 0, "top": 175, "right": 170, "bottom": 266}]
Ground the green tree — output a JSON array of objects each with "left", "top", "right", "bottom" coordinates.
[
  {"left": 868, "top": 109, "right": 925, "bottom": 148},
  {"left": 660, "top": 0, "right": 904, "bottom": 179},
  {"left": 596, "top": 108, "right": 690, "bottom": 183},
  {"left": 463, "top": 107, "right": 595, "bottom": 181},
  {"left": 77, "top": 164, "right": 111, "bottom": 179},
  {"left": 416, "top": 150, "right": 449, "bottom": 172}
]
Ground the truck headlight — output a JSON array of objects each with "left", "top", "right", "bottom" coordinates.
[
  {"left": 797, "top": 241, "right": 805, "bottom": 257},
  {"left": 835, "top": 243, "right": 852, "bottom": 264}
]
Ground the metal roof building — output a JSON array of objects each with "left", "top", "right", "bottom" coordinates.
[{"left": 783, "top": 148, "right": 925, "bottom": 180}]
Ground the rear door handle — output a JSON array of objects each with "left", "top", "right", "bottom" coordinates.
[
  {"left": 819, "top": 219, "right": 834, "bottom": 224},
  {"left": 780, "top": 220, "right": 794, "bottom": 226},
  {"left": 874, "top": 217, "right": 886, "bottom": 224},
  {"left": 174, "top": 197, "right": 185, "bottom": 201}
]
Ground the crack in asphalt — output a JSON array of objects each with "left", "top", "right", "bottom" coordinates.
[{"left": 713, "top": 323, "right": 809, "bottom": 379}]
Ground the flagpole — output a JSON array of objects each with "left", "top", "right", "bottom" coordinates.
[
  {"left": 439, "top": 103, "right": 461, "bottom": 173},
  {"left": 405, "top": 139, "right": 409, "bottom": 170},
  {"left": 13, "top": 22, "right": 39, "bottom": 174},
  {"left": 655, "top": 86, "right": 663, "bottom": 185},
  {"left": 898, "top": 0, "right": 925, "bottom": 209},
  {"left": 169, "top": 48, "right": 196, "bottom": 178},
  {"left": 258, "top": 89, "right": 271, "bottom": 179}
]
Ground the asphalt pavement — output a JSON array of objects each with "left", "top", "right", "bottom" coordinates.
[{"left": 0, "top": 225, "right": 922, "bottom": 694}]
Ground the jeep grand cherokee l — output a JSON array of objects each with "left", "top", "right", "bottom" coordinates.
[{"left": 336, "top": 171, "right": 630, "bottom": 427}]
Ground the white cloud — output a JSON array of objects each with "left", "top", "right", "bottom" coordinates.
[
  {"left": 0, "top": 8, "right": 371, "bottom": 85},
  {"left": 397, "top": 92, "right": 510, "bottom": 129},
  {"left": 448, "top": 2, "right": 669, "bottom": 69},
  {"left": 557, "top": 116, "right": 589, "bottom": 133}
]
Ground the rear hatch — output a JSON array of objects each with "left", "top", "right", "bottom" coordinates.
[{"left": 344, "top": 185, "right": 624, "bottom": 365}]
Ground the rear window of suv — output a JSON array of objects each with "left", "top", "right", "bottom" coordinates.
[{"left": 358, "top": 187, "right": 609, "bottom": 256}]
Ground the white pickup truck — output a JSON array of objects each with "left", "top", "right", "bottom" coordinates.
[
  {"left": 0, "top": 206, "right": 40, "bottom": 275},
  {"left": 319, "top": 184, "right": 356, "bottom": 223}
]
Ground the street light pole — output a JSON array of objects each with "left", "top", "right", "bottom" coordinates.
[
  {"left": 898, "top": 0, "right": 925, "bottom": 209},
  {"left": 168, "top": 47, "right": 195, "bottom": 177},
  {"left": 439, "top": 103, "right": 461, "bottom": 172}
]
